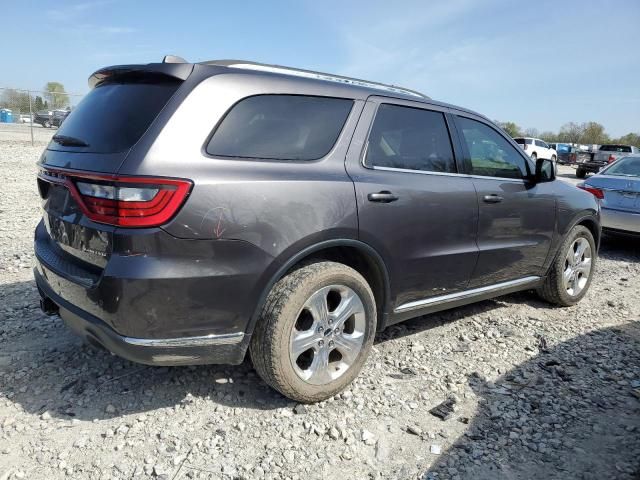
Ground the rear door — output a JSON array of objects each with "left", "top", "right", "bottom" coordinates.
[
  {"left": 346, "top": 98, "right": 479, "bottom": 312},
  {"left": 451, "top": 113, "right": 556, "bottom": 287}
]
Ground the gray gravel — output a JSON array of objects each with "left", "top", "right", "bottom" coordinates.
[{"left": 0, "top": 141, "right": 639, "bottom": 480}]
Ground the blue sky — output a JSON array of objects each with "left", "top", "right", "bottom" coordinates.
[{"left": 3, "top": 0, "right": 639, "bottom": 136}]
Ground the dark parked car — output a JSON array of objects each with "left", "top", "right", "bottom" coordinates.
[
  {"left": 576, "top": 144, "right": 640, "bottom": 178},
  {"left": 549, "top": 143, "right": 578, "bottom": 165},
  {"left": 34, "top": 57, "right": 601, "bottom": 402},
  {"left": 34, "top": 109, "right": 69, "bottom": 128}
]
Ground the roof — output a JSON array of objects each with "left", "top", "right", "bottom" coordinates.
[{"left": 198, "top": 59, "right": 430, "bottom": 101}]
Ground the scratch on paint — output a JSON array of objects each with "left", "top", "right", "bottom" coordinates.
[
  {"left": 199, "top": 206, "right": 230, "bottom": 239},
  {"left": 214, "top": 214, "right": 226, "bottom": 239}
]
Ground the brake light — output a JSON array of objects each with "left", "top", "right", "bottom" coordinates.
[
  {"left": 523, "top": 144, "right": 528, "bottom": 150},
  {"left": 607, "top": 154, "right": 616, "bottom": 164},
  {"left": 38, "top": 168, "right": 192, "bottom": 227},
  {"left": 577, "top": 185, "right": 604, "bottom": 199}
]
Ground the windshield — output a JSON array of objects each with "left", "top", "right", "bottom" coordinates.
[
  {"left": 601, "top": 156, "right": 640, "bottom": 177},
  {"left": 600, "top": 145, "right": 632, "bottom": 153},
  {"left": 51, "top": 76, "right": 181, "bottom": 153}
]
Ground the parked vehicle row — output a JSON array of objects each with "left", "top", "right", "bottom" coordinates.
[
  {"left": 33, "top": 109, "right": 70, "bottom": 128},
  {"left": 576, "top": 144, "right": 640, "bottom": 178},
  {"left": 34, "top": 57, "right": 600, "bottom": 402}
]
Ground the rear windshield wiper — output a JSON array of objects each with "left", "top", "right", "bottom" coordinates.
[{"left": 52, "top": 135, "right": 90, "bottom": 147}]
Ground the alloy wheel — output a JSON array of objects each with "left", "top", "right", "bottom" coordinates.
[
  {"left": 563, "top": 237, "right": 592, "bottom": 296},
  {"left": 289, "top": 285, "right": 366, "bottom": 385}
]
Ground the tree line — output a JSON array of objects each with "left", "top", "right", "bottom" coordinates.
[
  {"left": 0, "top": 82, "right": 70, "bottom": 113},
  {"left": 497, "top": 120, "right": 640, "bottom": 147}
]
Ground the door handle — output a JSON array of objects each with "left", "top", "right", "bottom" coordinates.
[
  {"left": 367, "top": 191, "right": 399, "bottom": 203},
  {"left": 483, "top": 194, "right": 504, "bottom": 203}
]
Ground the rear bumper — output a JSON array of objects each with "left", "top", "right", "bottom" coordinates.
[
  {"left": 601, "top": 208, "right": 640, "bottom": 234},
  {"left": 36, "top": 268, "right": 250, "bottom": 365}
]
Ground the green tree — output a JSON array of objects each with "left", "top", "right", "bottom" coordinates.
[
  {"left": 580, "top": 121, "right": 609, "bottom": 145},
  {"left": 44, "top": 81, "right": 69, "bottom": 109},
  {"left": 523, "top": 127, "right": 539, "bottom": 138},
  {"left": 0, "top": 88, "right": 31, "bottom": 114},
  {"left": 539, "top": 131, "right": 557, "bottom": 142},
  {"left": 497, "top": 121, "right": 521, "bottom": 137},
  {"left": 34, "top": 96, "right": 45, "bottom": 111},
  {"left": 613, "top": 132, "right": 640, "bottom": 147},
  {"left": 558, "top": 122, "right": 584, "bottom": 144}
]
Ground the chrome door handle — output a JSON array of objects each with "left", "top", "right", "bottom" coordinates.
[
  {"left": 483, "top": 194, "right": 504, "bottom": 203},
  {"left": 367, "top": 191, "right": 399, "bottom": 203}
]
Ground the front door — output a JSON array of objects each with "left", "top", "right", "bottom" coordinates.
[
  {"left": 346, "top": 99, "right": 479, "bottom": 312},
  {"left": 452, "top": 114, "right": 556, "bottom": 287}
]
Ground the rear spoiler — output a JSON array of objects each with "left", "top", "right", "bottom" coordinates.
[{"left": 88, "top": 62, "right": 194, "bottom": 89}]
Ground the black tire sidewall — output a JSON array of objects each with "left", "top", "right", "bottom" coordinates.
[
  {"left": 551, "top": 226, "right": 596, "bottom": 305},
  {"left": 253, "top": 262, "right": 377, "bottom": 402}
]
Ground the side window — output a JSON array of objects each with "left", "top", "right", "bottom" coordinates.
[
  {"left": 457, "top": 116, "right": 529, "bottom": 179},
  {"left": 206, "top": 95, "right": 353, "bottom": 161},
  {"left": 364, "top": 104, "right": 456, "bottom": 173},
  {"left": 535, "top": 139, "right": 545, "bottom": 148}
]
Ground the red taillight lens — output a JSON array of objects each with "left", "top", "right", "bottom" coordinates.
[
  {"left": 38, "top": 168, "right": 192, "bottom": 227},
  {"left": 608, "top": 155, "right": 616, "bottom": 164},
  {"left": 577, "top": 185, "right": 604, "bottom": 199}
]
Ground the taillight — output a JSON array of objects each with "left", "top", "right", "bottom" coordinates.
[
  {"left": 523, "top": 144, "right": 528, "bottom": 150},
  {"left": 607, "top": 154, "right": 616, "bottom": 164},
  {"left": 569, "top": 153, "right": 577, "bottom": 162},
  {"left": 38, "top": 168, "right": 192, "bottom": 227},
  {"left": 577, "top": 184, "right": 604, "bottom": 199}
]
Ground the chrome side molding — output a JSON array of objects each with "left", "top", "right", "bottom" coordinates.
[
  {"left": 394, "top": 276, "right": 541, "bottom": 313},
  {"left": 123, "top": 332, "right": 244, "bottom": 348}
]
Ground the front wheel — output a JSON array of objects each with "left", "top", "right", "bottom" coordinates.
[
  {"left": 250, "top": 261, "right": 377, "bottom": 403},
  {"left": 536, "top": 225, "right": 596, "bottom": 306},
  {"left": 576, "top": 168, "right": 586, "bottom": 178}
]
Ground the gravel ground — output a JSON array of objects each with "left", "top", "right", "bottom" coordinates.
[{"left": 0, "top": 141, "right": 639, "bottom": 480}]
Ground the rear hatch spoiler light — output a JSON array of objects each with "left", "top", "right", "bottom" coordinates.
[{"left": 88, "top": 62, "right": 194, "bottom": 88}]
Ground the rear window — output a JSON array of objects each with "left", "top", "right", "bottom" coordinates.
[
  {"left": 600, "top": 145, "right": 632, "bottom": 152},
  {"left": 52, "top": 77, "right": 180, "bottom": 153},
  {"left": 514, "top": 138, "right": 533, "bottom": 145},
  {"left": 206, "top": 95, "right": 353, "bottom": 161}
]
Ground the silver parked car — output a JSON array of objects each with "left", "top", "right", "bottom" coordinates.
[{"left": 580, "top": 155, "right": 640, "bottom": 234}]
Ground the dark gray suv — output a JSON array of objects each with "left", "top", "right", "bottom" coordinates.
[{"left": 35, "top": 57, "right": 600, "bottom": 402}]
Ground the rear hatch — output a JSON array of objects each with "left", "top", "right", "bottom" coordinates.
[{"left": 36, "top": 64, "right": 192, "bottom": 277}]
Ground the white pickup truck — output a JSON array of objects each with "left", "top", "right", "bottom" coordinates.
[{"left": 576, "top": 144, "right": 640, "bottom": 178}]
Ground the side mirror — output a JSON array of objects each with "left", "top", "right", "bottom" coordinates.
[{"left": 534, "top": 157, "right": 555, "bottom": 183}]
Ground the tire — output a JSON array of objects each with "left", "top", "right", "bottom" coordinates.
[
  {"left": 536, "top": 225, "right": 596, "bottom": 306},
  {"left": 531, "top": 153, "right": 537, "bottom": 161},
  {"left": 551, "top": 155, "right": 556, "bottom": 163},
  {"left": 576, "top": 168, "right": 586, "bottom": 179},
  {"left": 43, "top": 121, "right": 51, "bottom": 128},
  {"left": 250, "top": 261, "right": 377, "bottom": 403}
]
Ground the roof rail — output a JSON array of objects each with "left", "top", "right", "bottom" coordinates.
[{"left": 200, "top": 59, "right": 429, "bottom": 100}]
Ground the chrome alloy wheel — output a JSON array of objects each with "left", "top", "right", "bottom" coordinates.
[
  {"left": 563, "top": 237, "right": 592, "bottom": 296},
  {"left": 289, "top": 285, "right": 366, "bottom": 385}
]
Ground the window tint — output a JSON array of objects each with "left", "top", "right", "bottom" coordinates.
[
  {"left": 600, "top": 145, "right": 632, "bottom": 153},
  {"left": 364, "top": 104, "right": 455, "bottom": 173},
  {"left": 53, "top": 77, "right": 181, "bottom": 154},
  {"left": 514, "top": 138, "right": 526, "bottom": 145},
  {"left": 457, "top": 116, "right": 529, "bottom": 179},
  {"left": 535, "top": 140, "right": 545, "bottom": 147},
  {"left": 206, "top": 95, "right": 353, "bottom": 161}
]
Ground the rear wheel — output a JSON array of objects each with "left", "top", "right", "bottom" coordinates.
[
  {"left": 250, "top": 261, "right": 377, "bottom": 403},
  {"left": 531, "top": 152, "right": 537, "bottom": 162},
  {"left": 537, "top": 225, "right": 596, "bottom": 306},
  {"left": 576, "top": 168, "right": 586, "bottom": 178}
]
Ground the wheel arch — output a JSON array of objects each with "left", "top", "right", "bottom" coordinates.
[{"left": 245, "top": 239, "right": 392, "bottom": 339}]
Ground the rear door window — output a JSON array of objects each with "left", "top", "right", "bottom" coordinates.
[
  {"left": 364, "top": 104, "right": 456, "bottom": 173},
  {"left": 206, "top": 95, "right": 353, "bottom": 161},
  {"left": 51, "top": 76, "right": 181, "bottom": 153}
]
